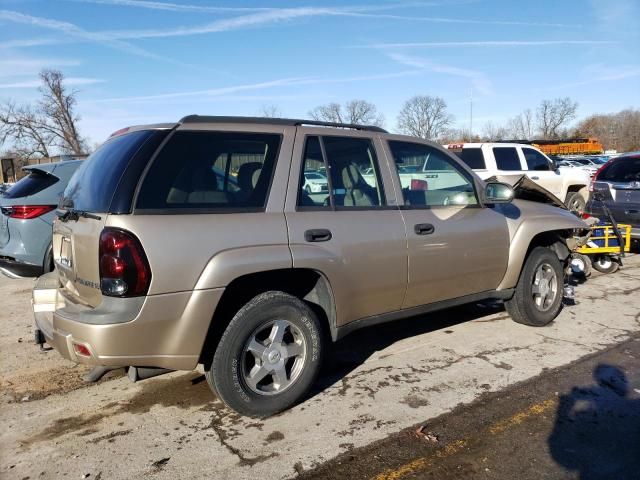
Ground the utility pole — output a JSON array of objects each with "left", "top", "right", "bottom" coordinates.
[{"left": 469, "top": 88, "right": 473, "bottom": 137}]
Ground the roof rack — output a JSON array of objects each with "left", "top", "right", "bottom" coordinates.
[{"left": 179, "top": 115, "right": 388, "bottom": 133}]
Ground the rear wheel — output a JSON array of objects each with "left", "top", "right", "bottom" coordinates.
[
  {"left": 591, "top": 255, "right": 619, "bottom": 274},
  {"left": 565, "top": 191, "right": 586, "bottom": 214},
  {"left": 505, "top": 247, "right": 564, "bottom": 327},
  {"left": 208, "top": 291, "right": 323, "bottom": 417}
]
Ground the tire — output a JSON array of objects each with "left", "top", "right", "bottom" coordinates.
[
  {"left": 209, "top": 291, "right": 323, "bottom": 417},
  {"left": 570, "top": 253, "right": 592, "bottom": 278},
  {"left": 505, "top": 246, "right": 564, "bottom": 327},
  {"left": 591, "top": 255, "right": 619, "bottom": 274},
  {"left": 43, "top": 246, "right": 54, "bottom": 273},
  {"left": 565, "top": 191, "right": 586, "bottom": 214}
]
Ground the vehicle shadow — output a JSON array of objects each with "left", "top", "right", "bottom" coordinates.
[
  {"left": 310, "top": 300, "right": 506, "bottom": 396},
  {"left": 548, "top": 364, "right": 640, "bottom": 479}
]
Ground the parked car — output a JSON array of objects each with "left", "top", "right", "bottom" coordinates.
[
  {"left": 302, "top": 171, "right": 328, "bottom": 193},
  {"left": 586, "top": 151, "right": 640, "bottom": 240},
  {"left": 32, "top": 117, "right": 587, "bottom": 417},
  {"left": 0, "top": 161, "right": 83, "bottom": 278},
  {"left": 445, "top": 143, "right": 591, "bottom": 212}
]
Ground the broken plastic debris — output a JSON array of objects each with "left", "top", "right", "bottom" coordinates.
[{"left": 415, "top": 425, "right": 438, "bottom": 443}]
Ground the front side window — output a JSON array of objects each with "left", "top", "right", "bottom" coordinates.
[
  {"left": 493, "top": 147, "right": 522, "bottom": 171},
  {"left": 523, "top": 148, "right": 551, "bottom": 171},
  {"left": 297, "top": 136, "right": 384, "bottom": 209},
  {"left": 388, "top": 141, "right": 478, "bottom": 207},
  {"left": 136, "top": 131, "right": 281, "bottom": 211}
]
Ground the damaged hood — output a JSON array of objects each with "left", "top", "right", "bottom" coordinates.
[{"left": 486, "top": 175, "right": 567, "bottom": 209}]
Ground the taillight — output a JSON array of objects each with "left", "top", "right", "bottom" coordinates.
[
  {"left": 7, "top": 205, "right": 55, "bottom": 219},
  {"left": 99, "top": 228, "right": 151, "bottom": 297},
  {"left": 589, "top": 161, "right": 610, "bottom": 192}
]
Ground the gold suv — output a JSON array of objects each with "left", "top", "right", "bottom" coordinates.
[{"left": 32, "top": 116, "right": 587, "bottom": 417}]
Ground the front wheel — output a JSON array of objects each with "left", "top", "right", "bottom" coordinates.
[
  {"left": 505, "top": 246, "right": 564, "bottom": 327},
  {"left": 209, "top": 291, "right": 323, "bottom": 417}
]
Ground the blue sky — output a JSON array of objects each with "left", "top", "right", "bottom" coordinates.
[{"left": 1, "top": 0, "right": 639, "bottom": 145}]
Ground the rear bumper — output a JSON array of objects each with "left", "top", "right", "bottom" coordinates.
[
  {"left": 33, "top": 273, "right": 224, "bottom": 371},
  {"left": 0, "top": 257, "right": 43, "bottom": 278}
]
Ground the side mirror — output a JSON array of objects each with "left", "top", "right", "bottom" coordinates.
[{"left": 485, "top": 182, "right": 514, "bottom": 204}]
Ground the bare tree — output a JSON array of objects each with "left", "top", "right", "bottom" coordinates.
[
  {"left": 574, "top": 108, "right": 640, "bottom": 152},
  {"left": 0, "top": 102, "right": 52, "bottom": 160},
  {"left": 396, "top": 95, "right": 452, "bottom": 140},
  {"left": 309, "top": 99, "right": 384, "bottom": 126},
  {"left": 536, "top": 97, "right": 578, "bottom": 139},
  {"left": 481, "top": 121, "right": 508, "bottom": 141},
  {"left": 259, "top": 104, "right": 282, "bottom": 118},
  {"left": 0, "top": 69, "right": 86, "bottom": 161},
  {"left": 506, "top": 109, "right": 534, "bottom": 139}
]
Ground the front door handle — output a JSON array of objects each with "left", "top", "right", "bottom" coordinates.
[
  {"left": 414, "top": 223, "right": 435, "bottom": 235},
  {"left": 304, "top": 229, "right": 332, "bottom": 242}
]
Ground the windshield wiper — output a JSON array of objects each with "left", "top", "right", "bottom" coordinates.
[{"left": 56, "top": 208, "right": 102, "bottom": 222}]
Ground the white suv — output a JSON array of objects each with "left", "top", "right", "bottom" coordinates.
[{"left": 445, "top": 143, "right": 591, "bottom": 212}]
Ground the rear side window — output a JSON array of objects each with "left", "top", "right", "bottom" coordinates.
[
  {"left": 3, "top": 171, "right": 58, "bottom": 199},
  {"left": 523, "top": 148, "right": 551, "bottom": 171},
  {"left": 136, "top": 131, "right": 281, "bottom": 211},
  {"left": 452, "top": 148, "right": 486, "bottom": 169},
  {"left": 598, "top": 158, "right": 640, "bottom": 182},
  {"left": 62, "top": 130, "right": 154, "bottom": 212},
  {"left": 493, "top": 147, "right": 521, "bottom": 171}
]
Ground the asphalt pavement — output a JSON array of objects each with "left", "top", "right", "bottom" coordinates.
[{"left": 1, "top": 255, "right": 639, "bottom": 479}]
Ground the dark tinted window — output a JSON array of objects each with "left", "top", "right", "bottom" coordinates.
[
  {"left": 523, "top": 148, "right": 551, "bottom": 171},
  {"left": 136, "top": 131, "right": 281, "bottom": 210},
  {"left": 3, "top": 170, "right": 58, "bottom": 199},
  {"left": 62, "top": 130, "right": 154, "bottom": 212},
  {"left": 389, "top": 141, "right": 477, "bottom": 207},
  {"left": 493, "top": 147, "right": 521, "bottom": 171},
  {"left": 599, "top": 158, "right": 640, "bottom": 182},
  {"left": 452, "top": 148, "right": 486, "bottom": 169}
]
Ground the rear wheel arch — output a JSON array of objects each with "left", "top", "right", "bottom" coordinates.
[{"left": 198, "top": 268, "right": 336, "bottom": 368}]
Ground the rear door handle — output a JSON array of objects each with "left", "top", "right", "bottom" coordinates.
[
  {"left": 530, "top": 176, "right": 540, "bottom": 180},
  {"left": 304, "top": 229, "right": 332, "bottom": 242},
  {"left": 414, "top": 223, "right": 435, "bottom": 235}
]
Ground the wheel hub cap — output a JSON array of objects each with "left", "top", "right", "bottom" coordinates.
[
  {"left": 241, "top": 319, "right": 307, "bottom": 395},
  {"left": 532, "top": 263, "right": 558, "bottom": 312}
]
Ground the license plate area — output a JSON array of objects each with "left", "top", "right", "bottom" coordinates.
[{"left": 59, "top": 236, "right": 73, "bottom": 269}]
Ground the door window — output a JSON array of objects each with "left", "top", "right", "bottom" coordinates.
[
  {"left": 297, "top": 136, "right": 385, "bottom": 209},
  {"left": 523, "top": 148, "right": 551, "bottom": 171},
  {"left": 452, "top": 148, "right": 486, "bottom": 170},
  {"left": 493, "top": 147, "right": 522, "bottom": 171},
  {"left": 388, "top": 141, "right": 478, "bottom": 207}
]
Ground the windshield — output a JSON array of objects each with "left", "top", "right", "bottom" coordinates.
[{"left": 305, "top": 173, "right": 324, "bottom": 180}]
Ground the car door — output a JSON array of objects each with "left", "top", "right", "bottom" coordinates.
[
  {"left": 284, "top": 130, "right": 407, "bottom": 326},
  {"left": 521, "top": 147, "right": 564, "bottom": 199},
  {"left": 383, "top": 139, "right": 510, "bottom": 308}
]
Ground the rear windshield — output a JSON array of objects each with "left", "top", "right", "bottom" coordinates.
[
  {"left": 451, "top": 148, "right": 486, "bottom": 169},
  {"left": 599, "top": 158, "right": 640, "bottom": 182},
  {"left": 61, "top": 130, "right": 154, "bottom": 212},
  {"left": 3, "top": 170, "right": 58, "bottom": 199}
]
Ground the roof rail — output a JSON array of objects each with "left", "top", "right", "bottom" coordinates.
[{"left": 179, "top": 115, "right": 388, "bottom": 133}]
